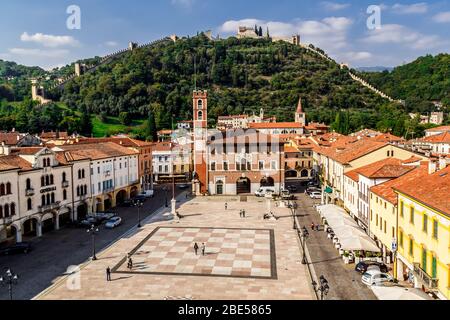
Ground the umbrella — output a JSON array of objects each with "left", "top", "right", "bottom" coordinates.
[
  {"left": 338, "top": 235, "right": 380, "bottom": 252},
  {"left": 371, "top": 286, "right": 433, "bottom": 300},
  {"left": 332, "top": 225, "right": 369, "bottom": 239}
]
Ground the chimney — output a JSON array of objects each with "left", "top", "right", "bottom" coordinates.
[{"left": 428, "top": 160, "right": 437, "bottom": 174}]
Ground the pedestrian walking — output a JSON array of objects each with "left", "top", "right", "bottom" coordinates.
[
  {"left": 201, "top": 243, "right": 206, "bottom": 256},
  {"left": 225, "top": 203, "right": 228, "bottom": 210},
  {"left": 311, "top": 222, "right": 315, "bottom": 230},
  {"left": 194, "top": 242, "right": 199, "bottom": 255},
  {"left": 106, "top": 266, "right": 111, "bottom": 281},
  {"left": 316, "top": 223, "right": 320, "bottom": 231},
  {"left": 243, "top": 210, "right": 246, "bottom": 218},
  {"left": 239, "top": 209, "right": 243, "bottom": 218},
  {"left": 127, "top": 258, "right": 133, "bottom": 270}
]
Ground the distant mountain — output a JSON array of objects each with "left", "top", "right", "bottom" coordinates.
[{"left": 356, "top": 66, "right": 393, "bottom": 72}]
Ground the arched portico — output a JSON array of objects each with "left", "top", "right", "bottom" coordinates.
[
  {"left": 260, "top": 176, "right": 275, "bottom": 187},
  {"left": 285, "top": 170, "right": 297, "bottom": 179},
  {"left": 236, "top": 177, "right": 251, "bottom": 194},
  {"left": 115, "top": 189, "right": 128, "bottom": 205},
  {"left": 22, "top": 216, "right": 41, "bottom": 238}
]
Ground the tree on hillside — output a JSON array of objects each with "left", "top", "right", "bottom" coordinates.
[
  {"left": 119, "top": 111, "right": 132, "bottom": 125},
  {"left": 146, "top": 110, "right": 158, "bottom": 142},
  {"left": 79, "top": 105, "right": 93, "bottom": 136}
]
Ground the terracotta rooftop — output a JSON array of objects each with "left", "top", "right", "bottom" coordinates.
[
  {"left": 10, "top": 147, "right": 44, "bottom": 155},
  {"left": 0, "top": 155, "right": 33, "bottom": 172},
  {"left": 425, "top": 125, "right": 450, "bottom": 132},
  {"left": 370, "top": 164, "right": 428, "bottom": 205},
  {"left": 40, "top": 131, "right": 68, "bottom": 139},
  {"left": 344, "top": 170, "right": 360, "bottom": 182},
  {"left": 72, "top": 137, "right": 153, "bottom": 148},
  {"left": 0, "top": 132, "right": 22, "bottom": 145},
  {"left": 249, "top": 122, "right": 303, "bottom": 129},
  {"left": 209, "top": 130, "right": 283, "bottom": 145},
  {"left": 354, "top": 158, "right": 414, "bottom": 179},
  {"left": 317, "top": 139, "right": 387, "bottom": 164},
  {"left": 57, "top": 142, "right": 138, "bottom": 161},
  {"left": 372, "top": 133, "right": 405, "bottom": 143},
  {"left": 401, "top": 156, "right": 423, "bottom": 164},
  {"left": 393, "top": 165, "right": 450, "bottom": 216},
  {"left": 218, "top": 115, "right": 248, "bottom": 120},
  {"left": 152, "top": 142, "right": 172, "bottom": 152},
  {"left": 420, "top": 132, "right": 450, "bottom": 143}
]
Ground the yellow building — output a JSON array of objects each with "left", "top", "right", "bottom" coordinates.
[
  {"left": 369, "top": 160, "right": 426, "bottom": 265},
  {"left": 394, "top": 163, "right": 450, "bottom": 300}
]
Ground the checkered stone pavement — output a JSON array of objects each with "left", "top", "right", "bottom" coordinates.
[{"left": 112, "top": 227, "right": 276, "bottom": 279}]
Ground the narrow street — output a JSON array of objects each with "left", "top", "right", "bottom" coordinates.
[
  {"left": 294, "top": 192, "right": 378, "bottom": 300},
  {"left": 0, "top": 185, "right": 183, "bottom": 300}
]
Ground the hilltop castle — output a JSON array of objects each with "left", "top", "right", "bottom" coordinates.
[{"left": 237, "top": 25, "right": 300, "bottom": 46}]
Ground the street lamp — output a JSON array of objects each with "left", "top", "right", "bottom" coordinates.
[
  {"left": 164, "top": 186, "right": 168, "bottom": 207},
  {"left": 300, "top": 226, "right": 309, "bottom": 264},
  {"left": 0, "top": 269, "right": 19, "bottom": 300},
  {"left": 133, "top": 199, "right": 143, "bottom": 228},
  {"left": 290, "top": 200, "right": 297, "bottom": 230},
  {"left": 312, "top": 275, "right": 330, "bottom": 300},
  {"left": 87, "top": 225, "right": 99, "bottom": 261}
]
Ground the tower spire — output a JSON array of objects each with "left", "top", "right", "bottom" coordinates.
[{"left": 296, "top": 97, "right": 303, "bottom": 114}]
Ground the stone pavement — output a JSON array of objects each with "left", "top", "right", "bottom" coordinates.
[
  {"left": 35, "top": 196, "right": 314, "bottom": 300},
  {"left": 295, "top": 194, "right": 378, "bottom": 300}
]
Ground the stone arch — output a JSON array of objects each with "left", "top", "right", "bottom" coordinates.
[
  {"left": 22, "top": 216, "right": 40, "bottom": 237},
  {"left": 236, "top": 177, "right": 251, "bottom": 194},
  {"left": 285, "top": 170, "right": 297, "bottom": 178},
  {"left": 104, "top": 194, "right": 113, "bottom": 211},
  {"left": 260, "top": 176, "right": 274, "bottom": 187},
  {"left": 77, "top": 202, "right": 88, "bottom": 220},
  {"left": 130, "top": 186, "right": 139, "bottom": 198},
  {"left": 116, "top": 189, "right": 127, "bottom": 205},
  {"left": 41, "top": 212, "right": 56, "bottom": 234},
  {"left": 300, "top": 169, "right": 309, "bottom": 178}
]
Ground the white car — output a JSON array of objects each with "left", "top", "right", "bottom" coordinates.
[
  {"left": 309, "top": 191, "right": 322, "bottom": 199},
  {"left": 105, "top": 217, "right": 122, "bottom": 229},
  {"left": 140, "top": 190, "right": 154, "bottom": 198},
  {"left": 362, "top": 270, "right": 394, "bottom": 286}
]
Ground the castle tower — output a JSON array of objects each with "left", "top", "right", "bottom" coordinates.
[
  {"left": 295, "top": 97, "right": 306, "bottom": 126},
  {"left": 260, "top": 108, "right": 264, "bottom": 120},
  {"left": 74, "top": 63, "right": 82, "bottom": 77},
  {"left": 31, "top": 79, "right": 39, "bottom": 101},
  {"left": 193, "top": 90, "right": 208, "bottom": 195}
]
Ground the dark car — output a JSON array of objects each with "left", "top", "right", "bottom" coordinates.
[
  {"left": 355, "top": 261, "right": 388, "bottom": 274},
  {"left": 0, "top": 242, "right": 32, "bottom": 255},
  {"left": 120, "top": 200, "right": 133, "bottom": 207},
  {"left": 178, "top": 184, "right": 189, "bottom": 189},
  {"left": 287, "top": 185, "right": 298, "bottom": 192},
  {"left": 133, "top": 195, "right": 147, "bottom": 203}
]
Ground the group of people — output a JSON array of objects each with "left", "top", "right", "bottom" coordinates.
[
  {"left": 193, "top": 242, "right": 206, "bottom": 256},
  {"left": 310, "top": 222, "right": 321, "bottom": 231}
]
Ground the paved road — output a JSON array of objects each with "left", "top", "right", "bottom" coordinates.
[
  {"left": 294, "top": 193, "right": 378, "bottom": 300},
  {"left": 0, "top": 184, "right": 184, "bottom": 300}
]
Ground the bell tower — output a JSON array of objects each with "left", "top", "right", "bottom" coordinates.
[
  {"left": 295, "top": 97, "right": 306, "bottom": 126},
  {"left": 193, "top": 90, "right": 208, "bottom": 194}
]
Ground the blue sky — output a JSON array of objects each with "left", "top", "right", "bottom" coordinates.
[{"left": 0, "top": 0, "right": 449, "bottom": 69}]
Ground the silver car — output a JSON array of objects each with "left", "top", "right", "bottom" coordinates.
[{"left": 105, "top": 217, "right": 122, "bottom": 229}]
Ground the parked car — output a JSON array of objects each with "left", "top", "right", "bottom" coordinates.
[
  {"left": 355, "top": 261, "right": 388, "bottom": 274},
  {"left": 120, "top": 199, "right": 134, "bottom": 207},
  {"left": 178, "top": 184, "right": 189, "bottom": 190},
  {"left": 140, "top": 190, "right": 155, "bottom": 198},
  {"left": 309, "top": 191, "right": 322, "bottom": 199},
  {"left": 0, "top": 242, "right": 32, "bottom": 255},
  {"left": 255, "top": 187, "right": 276, "bottom": 197},
  {"left": 306, "top": 187, "right": 321, "bottom": 195},
  {"left": 105, "top": 217, "right": 122, "bottom": 229},
  {"left": 281, "top": 190, "right": 295, "bottom": 200},
  {"left": 286, "top": 185, "right": 297, "bottom": 192},
  {"left": 79, "top": 216, "right": 102, "bottom": 227},
  {"left": 133, "top": 195, "right": 147, "bottom": 202},
  {"left": 95, "top": 212, "right": 116, "bottom": 222},
  {"left": 362, "top": 270, "right": 394, "bottom": 286}
]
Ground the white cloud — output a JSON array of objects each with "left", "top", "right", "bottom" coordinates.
[
  {"left": 171, "top": 0, "right": 195, "bottom": 8},
  {"left": 20, "top": 32, "right": 79, "bottom": 48},
  {"left": 342, "top": 51, "right": 373, "bottom": 62},
  {"left": 433, "top": 11, "right": 450, "bottom": 23},
  {"left": 391, "top": 2, "right": 428, "bottom": 14},
  {"left": 8, "top": 48, "right": 69, "bottom": 58},
  {"left": 363, "top": 24, "right": 441, "bottom": 49},
  {"left": 105, "top": 41, "right": 119, "bottom": 47},
  {"left": 321, "top": 2, "right": 350, "bottom": 11}
]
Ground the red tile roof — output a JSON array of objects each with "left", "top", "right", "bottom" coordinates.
[
  {"left": 249, "top": 122, "right": 303, "bottom": 129},
  {"left": 372, "top": 133, "right": 405, "bottom": 143},
  {"left": 393, "top": 165, "right": 450, "bottom": 215},
  {"left": 0, "top": 132, "right": 22, "bottom": 145},
  {"left": 0, "top": 155, "right": 33, "bottom": 171},
  {"left": 58, "top": 142, "right": 138, "bottom": 161},
  {"left": 421, "top": 132, "right": 450, "bottom": 143},
  {"left": 317, "top": 139, "right": 387, "bottom": 164},
  {"left": 425, "top": 125, "right": 450, "bottom": 132},
  {"left": 370, "top": 164, "right": 428, "bottom": 205}
]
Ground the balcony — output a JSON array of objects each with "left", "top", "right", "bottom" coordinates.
[
  {"left": 413, "top": 263, "right": 439, "bottom": 290},
  {"left": 62, "top": 181, "right": 69, "bottom": 188},
  {"left": 102, "top": 187, "right": 114, "bottom": 194},
  {"left": 38, "top": 201, "right": 61, "bottom": 213},
  {"left": 25, "top": 188, "right": 35, "bottom": 196}
]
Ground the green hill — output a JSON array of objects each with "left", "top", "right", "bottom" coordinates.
[{"left": 360, "top": 54, "right": 450, "bottom": 112}]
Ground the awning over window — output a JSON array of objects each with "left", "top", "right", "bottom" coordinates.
[
  {"left": 325, "top": 187, "right": 333, "bottom": 194},
  {"left": 317, "top": 204, "right": 380, "bottom": 252}
]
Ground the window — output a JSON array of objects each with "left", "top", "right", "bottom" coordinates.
[
  {"left": 384, "top": 221, "right": 387, "bottom": 234},
  {"left": 197, "top": 99, "right": 203, "bottom": 109},
  {"left": 4, "top": 204, "right": 9, "bottom": 217},
  {"left": 62, "top": 172, "right": 67, "bottom": 182},
  {"left": 63, "top": 190, "right": 67, "bottom": 200},
  {"left": 78, "top": 169, "right": 81, "bottom": 179},
  {"left": 26, "top": 178, "right": 31, "bottom": 190},
  {"left": 197, "top": 111, "right": 203, "bottom": 120},
  {"left": 259, "top": 161, "right": 264, "bottom": 170},
  {"left": 410, "top": 207, "right": 415, "bottom": 224},
  {"left": 41, "top": 195, "right": 46, "bottom": 206},
  {"left": 6, "top": 182, "right": 11, "bottom": 194},
  {"left": 0, "top": 184, "right": 4, "bottom": 196},
  {"left": 271, "top": 161, "right": 277, "bottom": 170},
  {"left": 76, "top": 186, "right": 80, "bottom": 196},
  {"left": 10, "top": 203, "right": 15, "bottom": 216},
  {"left": 223, "top": 162, "right": 228, "bottom": 171},
  {"left": 423, "top": 214, "right": 428, "bottom": 233},
  {"left": 432, "top": 220, "right": 438, "bottom": 240},
  {"left": 422, "top": 248, "right": 427, "bottom": 272},
  {"left": 432, "top": 256, "right": 437, "bottom": 278},
  {"left": 0, "top": 206, "right": 2, "bottom": 218},
  {"left": 400, "top": 201, "right": 404, "bottom": 217},
  {"left": 210, "top": 162, "right": 216, "bottom": 171},
  {"left": 409, "top": 238, "right": 414, "bottom": 256},
  {"left": 399, "top": 231, "right": 403, "bottom": 248},
  {"left": 27, "top": 198, "right": 32, "bottom": 211},
  {"left": 50, "top": 174, "right": 54, "bottom": 185},
  {"left": 392, "top": 227, "right": 395, "bottom": 238}
]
